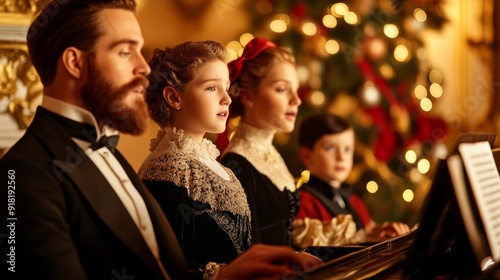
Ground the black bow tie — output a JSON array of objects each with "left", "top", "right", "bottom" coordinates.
[{"left": 91, "top": 135, "right": 119, "bottom": 152}]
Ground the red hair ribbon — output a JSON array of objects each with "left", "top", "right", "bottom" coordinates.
[
  {"left": 216, "top": 38, "right": 277, "bottom": 158},
  {"left": 228, "top": 37, "right": 277, "bottom": 83}
]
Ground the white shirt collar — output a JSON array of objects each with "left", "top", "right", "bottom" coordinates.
[{"left": 41, "top": 95, "right": 118, "bottom": 139}]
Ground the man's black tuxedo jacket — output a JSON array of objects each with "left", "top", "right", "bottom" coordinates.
[{"left": 0, "top": 107, "right": 189, "bottom": 280}]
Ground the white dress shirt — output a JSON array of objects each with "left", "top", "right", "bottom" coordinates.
[{"left": 41, "top": 96, "right": 169, "bottom": 279}]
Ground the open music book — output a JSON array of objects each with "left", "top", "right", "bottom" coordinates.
[{"left": 448, "top": 142, "right": 500, "bottom": 269}]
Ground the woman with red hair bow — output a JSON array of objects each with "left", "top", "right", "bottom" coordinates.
[{"left": 218, "top": 37, "right": 302, "bottom": 246}]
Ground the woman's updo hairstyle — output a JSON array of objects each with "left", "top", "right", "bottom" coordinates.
[
  {"left": 146, "top": 40, "right": 226, "bottom": 127},
  {"left": 228, "top": 38, "right": 296, "bottom": 118}
]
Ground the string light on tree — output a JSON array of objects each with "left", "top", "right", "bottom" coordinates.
[
  {"left": 367, "top": 37, "right": 388, "bottom": 61},
  {"left": 325, "top": 39, "right": 340, "bottom": 55},
  {"left": 360, "top": 80, "right": 381, "bottom": 107},
  {"left": 330, "top": 2, "right": 349, "bottom": 18},
  {"left": 308, "top": 90, "right": 327, "bottom": 107},
  {"left": 302, "top": 21, "right": 317, "bottom": 36},
  {"left": 344, "top": 11, "right": 359, "bottom": 25},
  {"left": 402, "top": 189, "right": 414, "bottom": 202},
  {"left": 383, "top": 24, "right": 399, "bottom": 38},
  {"left": 240, "top": 33, "right": 254, "bottom": 45},
  {"left": 323, "top": 14, "right": 337, "bottom": 28},
  {"left": 366, "top": 181, "right": 379, "bottom": 194},
  {"left": 405, "top": 150, "right": 417, "bottom": 164}
]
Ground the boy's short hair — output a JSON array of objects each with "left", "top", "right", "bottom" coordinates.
[{"left": 298, "top": 113, "right": 352, "bottom": 149}]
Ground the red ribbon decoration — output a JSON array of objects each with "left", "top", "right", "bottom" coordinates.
[{"left": 228, "top": 37, "right": 277, "bottom": 82}]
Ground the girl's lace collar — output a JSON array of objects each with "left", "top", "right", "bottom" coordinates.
[
  {"left": 223, "top": 123, "right": 296, "bottom": 191},
  {"left": 149, "top": 127, "right": 220, "bottom": 160},
  {"left": 231, "top": 123, "right": 275, "bottom": 148}
]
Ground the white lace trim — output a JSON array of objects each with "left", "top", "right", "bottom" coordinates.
[
  {"left": 222, "top": 123, "right": 296, "bottom": 191},
  {"left": 138, "top": 127, "right": 250, "bottom": 217},
  {"left": 148, "top": 127, "right": 220, "bottom": 160}
]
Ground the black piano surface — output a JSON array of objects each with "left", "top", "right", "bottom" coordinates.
[
  {"left": 297, "top": 228, "right": 500, "bottom": 280},
  {"left": 299, "top": 229, "right": 416, "bottom": 280}
]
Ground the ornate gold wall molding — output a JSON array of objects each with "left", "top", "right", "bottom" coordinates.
[
  {"left": 0, "top": 44, "right": 42, "bottom": 129},
  {"left": 0, "top": 0, "right": 37, "bottom": 14},
  {"left": 0, "top": 0, "right": 42, "bottom": 150}
]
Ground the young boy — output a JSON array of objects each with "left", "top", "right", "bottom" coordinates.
[{"left": 293, "top": 113, "right": 410, "bottom": 249}]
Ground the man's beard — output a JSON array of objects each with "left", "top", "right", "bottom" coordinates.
[{"left": 81, "top": 61, "right": 150, "bottom": 135}]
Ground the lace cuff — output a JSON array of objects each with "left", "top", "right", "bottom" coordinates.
[{"left": 203, "top": 262, "right": 227, "bottom": 280}]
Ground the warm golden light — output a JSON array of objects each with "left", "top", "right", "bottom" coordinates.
[
  {"left": 417, "top": 47, "right": 427, "bottom": 60},
  {"left": 379, "top": 63, "right": 394, "bottom": 79},
  {"left": 296, "top": 65, "right": 309, "bottom": 83},
  {"left": 429, "top": 83, "right": 443, "bottom": 98},
  {"left": 414, "top": 8, "right": 427, "bottom": 23},
  {"left": 405, "top": 150, "right": 417, "bottom": 164},
  {"left": 229, "top": 117, "right": 240, "bottom": 127},
  {"left": 409, "top": 168, "right": 422, "bottom": 182},
  {"left": 325, "top": 39, "right": 340, "bottom": 54},
  {"left": 239, "top": 33, "right": 254, "bottom": 46},
  {"left": 383, "top": 24, "right": 399, "bottom": 38},
  {"left": 274, "top": 132, "right": 290, "bottom": 145},
  {"left": 227, "top": 40, "right": 242, "bottom": 50},
  {"left": 362, "top": 81, "right": 381, "bottom": 106},
  {"left": 429, "top": 69, "right": 443, "bottom": 84},
  {"left": 277, "top": 14, "right": 291, "bottom": 25},
  {"left": 414, "top": 84, "right": 427, "bottom": 99},
  {"left": 403, "top": 189, "right": 414, "bottom": 202},
  {"left": 330, "top": 3, "right": 348, "bottom": 17},
  {"left": 344, "top": 11, "right": 359, "bottom": 25},
  {"left": 309, "top": 90, "right": 326, "bottom": 106},
  {"left": 434, "top": 143, "right": 448, "bottom": 160},
  {"left": 226, "top": 41, "right": 242, "bottom": 60},
  {"left": 227, "top": 49, "right": 238, "bottom": 62},
  {"left": 420, "top": 97, "right": 432, "bottom": 112},
  {"left": 270, "top": 19, "right": 287, "bottom": 33},
  {"left": 394, "top": 44, "right": 409, "bottom": 62},
  {"left": 417, "top": 159, "right": 431, "bottom": 174},
  {"left": 302, "top": 22, "right": 317, "bottom": 36},
  {"left": 322, "top": 14, "right": 337, "bottom": 28},
  {"left": 366, "top": 181, "right": 378, "bottom": 193}
]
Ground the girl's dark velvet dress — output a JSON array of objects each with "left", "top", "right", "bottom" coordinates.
[
  {"left": 139, "top": 128, "right": 252, "bottom": 273},
  {"left": 220, "top": 123, "right": 299, "bottom": 246}
]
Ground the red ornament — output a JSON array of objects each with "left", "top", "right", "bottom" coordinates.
[
  {"left": 292, "top": 2, "right": 307, "bottom": 21},
  {"left": 374, "top": 125, "right": 401, "bottom": 162}
]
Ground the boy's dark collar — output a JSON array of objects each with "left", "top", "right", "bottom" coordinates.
[{"left": 302, "top": 175, "right": 352, "bottom": 198}]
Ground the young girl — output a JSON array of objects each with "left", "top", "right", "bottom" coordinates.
[
  {"left": 138, "top": 41, "right": 252, "bottom": 274},
  {"left": 218, "top": 37, "right": 301, "bottom": 246}
]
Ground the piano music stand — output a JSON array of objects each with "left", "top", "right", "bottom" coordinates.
[{"left": 404, "top": 133, "right": 498, "bottom": 279}]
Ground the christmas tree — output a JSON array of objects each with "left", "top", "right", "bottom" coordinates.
[{"left": 226, "top": 0, "right": 448, "bottom": 226}]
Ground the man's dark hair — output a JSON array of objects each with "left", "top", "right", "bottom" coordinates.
[
  {"left": 299, "top": 113, "right": 352, "bottom": 149},
  {"left": 27, "top": 0, "right": 137, "bottom": 85}
]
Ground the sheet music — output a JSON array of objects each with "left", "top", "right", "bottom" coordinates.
[{"left": 459, "top": 141, "right": 500, "bottom": 261}]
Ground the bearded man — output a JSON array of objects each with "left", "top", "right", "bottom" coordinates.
[{"left": 0, "top": 1, "right": 321, "bottom": 280}]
